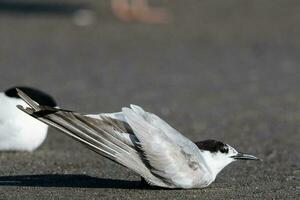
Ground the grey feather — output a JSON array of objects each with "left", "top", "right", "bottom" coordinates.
[
  {"left": 16, "top": 90, "right": 168, "bottom": 187},
  {"left": 122, "top": 105, "right": 211, "bottom": 188}
]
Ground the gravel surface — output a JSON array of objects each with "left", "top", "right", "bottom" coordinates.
[{"left": 0, "top": 0, "right": 299, "bottom": 199}]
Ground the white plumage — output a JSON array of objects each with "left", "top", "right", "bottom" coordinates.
[{"left": 0, "top": 92, "right": 48, "bottom": 151}]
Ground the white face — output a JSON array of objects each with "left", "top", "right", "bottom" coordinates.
[
  {"left": 225, "top": 144, "right": 239, "bottom": 159},
  {"left": 200, "top": 145, "right": 238, "bottom": 179},
  {"left": 200, "top": 144, "right": 259, "bottom": 179}
]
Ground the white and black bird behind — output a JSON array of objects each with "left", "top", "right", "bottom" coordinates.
[
  {"left": 16, "top": 88, "right": 259, "bottom": 188},
  {"left": 0, "top": 87, "right": 56, "bottom": 151}
]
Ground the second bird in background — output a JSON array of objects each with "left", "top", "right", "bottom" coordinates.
[{"left": 0, "top": 87, "right": 56, "bottom": 151}]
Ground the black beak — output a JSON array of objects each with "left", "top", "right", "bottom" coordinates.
[{"left": 231, "top": 152, "right": 260, "bottom": 161}]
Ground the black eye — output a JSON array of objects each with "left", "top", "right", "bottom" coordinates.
[{"left": 220, "top": 145, "right": 229, "bottom": 153}]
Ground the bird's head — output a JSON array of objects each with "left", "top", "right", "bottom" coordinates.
[
  {"left": 4, "top": 86, "right": 56, "bottom": 107},
  {"left": 195, "top": 140, "right": 259, "bottom": 178}
]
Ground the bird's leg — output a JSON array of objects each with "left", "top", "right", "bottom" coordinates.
[
  {"left": 111, "top": 0, "right": 171, "bottom": 24},
  {"left": 111, "top": 0, "right": 133, "bottom": 22},
  {"left": 130, "top": 0, "right": 171, "bottom": 23}
]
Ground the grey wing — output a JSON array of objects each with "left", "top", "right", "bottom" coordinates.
[
  {"left": 16, "top": 89, "right": 168, "bottom": 187},
  {"left": 123, "top": 105, "right": 210, "bottom": 188},
  {"left": 92, "top": 105, "right": 204, "bottom": 160},
  {"left": 128, "top": 105, "right": 206, "bottom": 164}
]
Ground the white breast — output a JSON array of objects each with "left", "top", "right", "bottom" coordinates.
[{"left": 0, "top": 93, "right": 48, "bottom": 151}]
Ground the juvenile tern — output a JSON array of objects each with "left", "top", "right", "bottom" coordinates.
[
  {"left": 16, "top": 88, "right": 259, "bottom": 188},
  {"left": 0, "top": 87, "right": 56, "bottom": 151}
]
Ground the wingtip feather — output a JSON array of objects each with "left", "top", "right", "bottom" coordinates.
[
  {"left": 16, "top": 88, "right": 41, "bottom": 111},
  {"left": 17, "top": 105, "right": 35, "bottom": 115},
  {"left": 130, "top": 104, "right": 144, "bottom": 112}
]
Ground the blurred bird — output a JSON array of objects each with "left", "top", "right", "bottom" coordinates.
[
  {"left": 111, "top": 0, "right": 171, "bottom": 24},
  {"left": 17, "top": 89, "right": 259, "bottom": 188},
  {"left": 0, "top": 87, "right": 56, "bottom": 151}
]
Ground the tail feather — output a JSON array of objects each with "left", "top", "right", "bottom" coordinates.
[{"left": 17, "top": 104, "right": 117, "bottom": 160}]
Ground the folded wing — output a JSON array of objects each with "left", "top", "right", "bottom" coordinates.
[{"left": 123, "top": 105, "right": 209, "bottom": 188}]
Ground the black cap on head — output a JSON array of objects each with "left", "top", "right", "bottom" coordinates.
[
  {"left": 4, "top": 86, "right": 56, "bottom": 107},
  {"left": 195, "top": 139, "right": 229, "bottom": 153}
]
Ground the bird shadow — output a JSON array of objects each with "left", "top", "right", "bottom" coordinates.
[{"left": 0, "top": 174, "right": 158, "bottom": 189}]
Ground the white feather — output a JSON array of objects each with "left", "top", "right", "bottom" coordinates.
[{"left": 0, "top": 93, "right": 48, "bottom": 151}]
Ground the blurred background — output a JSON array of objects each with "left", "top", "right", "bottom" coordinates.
[{"left": 0, "top": 0, "right": 299, "bottom": 199}]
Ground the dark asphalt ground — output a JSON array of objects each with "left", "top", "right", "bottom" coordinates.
[{"left": 0, "top": 0, "right": 299, "bottom": 199}]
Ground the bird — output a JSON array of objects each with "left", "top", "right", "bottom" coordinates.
[
  {"left": 16, "top": 88, "right": 259, "bottom": 188},
  {"left": 0, "top": 87, "right": 56, "bottom": 151}
]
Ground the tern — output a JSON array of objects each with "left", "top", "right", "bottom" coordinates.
[
  {"left": 0, "top": 87, "right": 56, "bottom": 151},
  {"left": 16, "top": 88, "right": 259, "bottom": 188}
]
